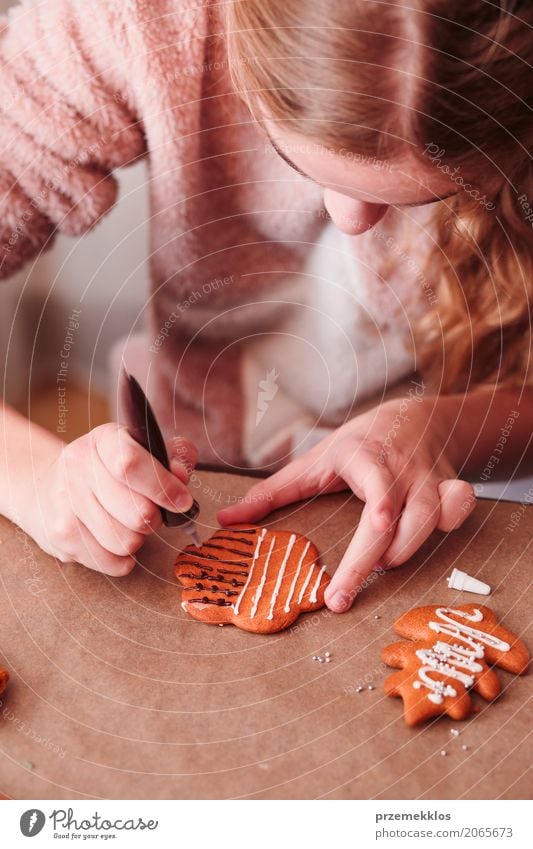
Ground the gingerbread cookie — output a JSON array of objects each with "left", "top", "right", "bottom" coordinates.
[
  {"left": 382, "top": 605, "right": 529, "bottom": 726},
  {"left": 175, "top": 525, "right": 330, "bottom": 633}
]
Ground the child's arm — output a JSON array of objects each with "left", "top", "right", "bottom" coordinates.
[
  {"left": 0, "top": 0, "right": 146, "bottom": 277},
  {"left": 0, "top": 399, "right": 197, "bottom": 574},
  {"left": 219, "top": 386, "right": 533, "bottom": 611}
]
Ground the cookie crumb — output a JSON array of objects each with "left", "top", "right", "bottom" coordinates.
[
  {"left": 22, "top": 760, "right": 34, "bottom": 771},
  {"left": 440, "top": 750, "right": 447, "bottom": 757}
]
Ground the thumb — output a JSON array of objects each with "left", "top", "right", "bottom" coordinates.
[{"left": 165, "top": 436, "right": 198, "bottom": 483}]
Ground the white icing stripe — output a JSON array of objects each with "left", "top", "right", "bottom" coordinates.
[
  {"left": 413, "top": 607, "right": 510, "bottom": 705},
  {"left": 309, "top": 564, "right": 327, "bottom": 603},
  {"left": 250, "top": 535, "right": 276, "bottom": 619},
  {"left": 267, "top": 534, "right": 297, "bottom": 620},
  {"left": 429, "top": 607, "right": 511, "bottom": 652},
  {"left": 297, "top": 563, "right": 315, "bottom": 605},
  {"left": 284, "top": 541, "right": 311, "bottom": 613},
  {"left": 233, "top": 528, "right": 266, "bottom": 615}
]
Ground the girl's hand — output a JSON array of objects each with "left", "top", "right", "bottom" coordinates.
[
  {"left": 22, "top": 423, "right": 197, "bottom": 576},
  {"left": 218, "top": 394, "right": 475, "bottom": 612}
]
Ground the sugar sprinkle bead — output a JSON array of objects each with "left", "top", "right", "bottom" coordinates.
[
  {"left": 368, "top": 684, "right": 374, "bottom": 691},
  {"left": 440, "top": 750, "right": 447, "bottom": 757},
  {"left": 356, "top": 686, "right": 363, "bottom": 693},
  {"left": 461, "top": 744, "right": 469, "bottom": 751},
  {"left": 325, "top": 651, "right": 331, "bottom": 658},
  {"left": 312, "top": 656, "right": 318, "bottom": 661},
  {"left": 325, "top": 658, "right": 331, "bottom": 663},
  {"left": 450, "top": 728, "right": 459, "bottom": 737},
  {"left": 374, "top": 615, "right": 380, "bottom": 620}
]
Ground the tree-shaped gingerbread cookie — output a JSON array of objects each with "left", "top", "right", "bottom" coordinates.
[{"left": 382, "top": 605, "right": 529, "bottom": 726}]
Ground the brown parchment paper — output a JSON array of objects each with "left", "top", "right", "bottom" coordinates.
[{"left": 0, "top": 470, "right": 531, "bottom": 800}]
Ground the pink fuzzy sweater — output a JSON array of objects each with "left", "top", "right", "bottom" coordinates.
[{"left": 0, "top": 0, "right": 429, "bottom": 468}]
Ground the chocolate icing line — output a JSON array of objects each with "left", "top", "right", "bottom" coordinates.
[
  {"left": 187, "top": 597, "right": 232, "bottom": 607},
  {"left": 234, "top": 528, "right": 267, "bottom": 615},
  {"left": 267, "top": 533, "right": 297, "bottom": 621},
  {"left": 178, "top": 572, "right": 245, "bottom": 588},
  {"left": 297, "top": 562, "right": 315, "bottom": 604},
  {"left": 309, "top": 564, "right": 327, "bottom": 603},
  {"left": 178, "top": 553, "right": 249, "bottom": 569},
  {"left": 202, "top": 543, "right": 251, "bottom": 557},
  {"left": 284, "top": 540, "right": 311, "bottom": 613},
  {"left": 250, "top": 534, "right": 276, "bottom": 619},
  {"left": 211, "top": 535, "right": 255, "bottom": 547}
]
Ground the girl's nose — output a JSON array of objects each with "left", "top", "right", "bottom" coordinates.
[{"left": 323, "top": 189, "right": 388, "bottom": 235}]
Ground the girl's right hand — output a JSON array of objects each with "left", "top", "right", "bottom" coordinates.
[{"left": 22, "top": 423, "right": 197, "bottom": 576}]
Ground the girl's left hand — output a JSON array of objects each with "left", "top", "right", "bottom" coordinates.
[{"left": 217, "top": 395, "right": 476, "bottom": 613}]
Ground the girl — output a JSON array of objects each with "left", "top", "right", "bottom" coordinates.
[{"left": 0, "top": 0, "right": 531, "bottom": 613}]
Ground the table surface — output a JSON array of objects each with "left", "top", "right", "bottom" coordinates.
[{"left": 0, "top": 470, "right": 531, "bottom": 800}]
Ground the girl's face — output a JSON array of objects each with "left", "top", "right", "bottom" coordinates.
[{"left": 265, "top": 124, "right": 462, "bottom": 235}]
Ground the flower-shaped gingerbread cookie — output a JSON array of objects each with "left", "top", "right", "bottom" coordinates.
[
  {"left": 175, "top": 525, "right": 330, "bottom": 633},
  {"left": 382, "top": 605, "right": 529, "bottom": 726}
]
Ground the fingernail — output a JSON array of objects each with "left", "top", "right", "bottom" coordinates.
[
  {"left": 327, "top": 590, "right": 353, "bottom": 613},
  {"left": 174, "top": 493, "right": 193, "bottom": 511}
]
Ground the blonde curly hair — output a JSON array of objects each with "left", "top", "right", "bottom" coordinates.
[{"left": 225, "top": 0, "right": 533, "bottom": 392}]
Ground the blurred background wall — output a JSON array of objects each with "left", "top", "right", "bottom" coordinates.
[{"left": 0, "top": 0, "right": 149, "bottom": 421}]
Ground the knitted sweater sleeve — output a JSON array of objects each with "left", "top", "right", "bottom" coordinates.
[{"left": 0, "top": 0, "right": 146, "bottom": 278}]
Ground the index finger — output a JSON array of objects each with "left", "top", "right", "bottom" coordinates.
[
  {"left": 324, "top": 460, "right": 402, "bottom": 612},
  {"left": 324, "top": 501, "right": 396, "bottom": 612}
]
